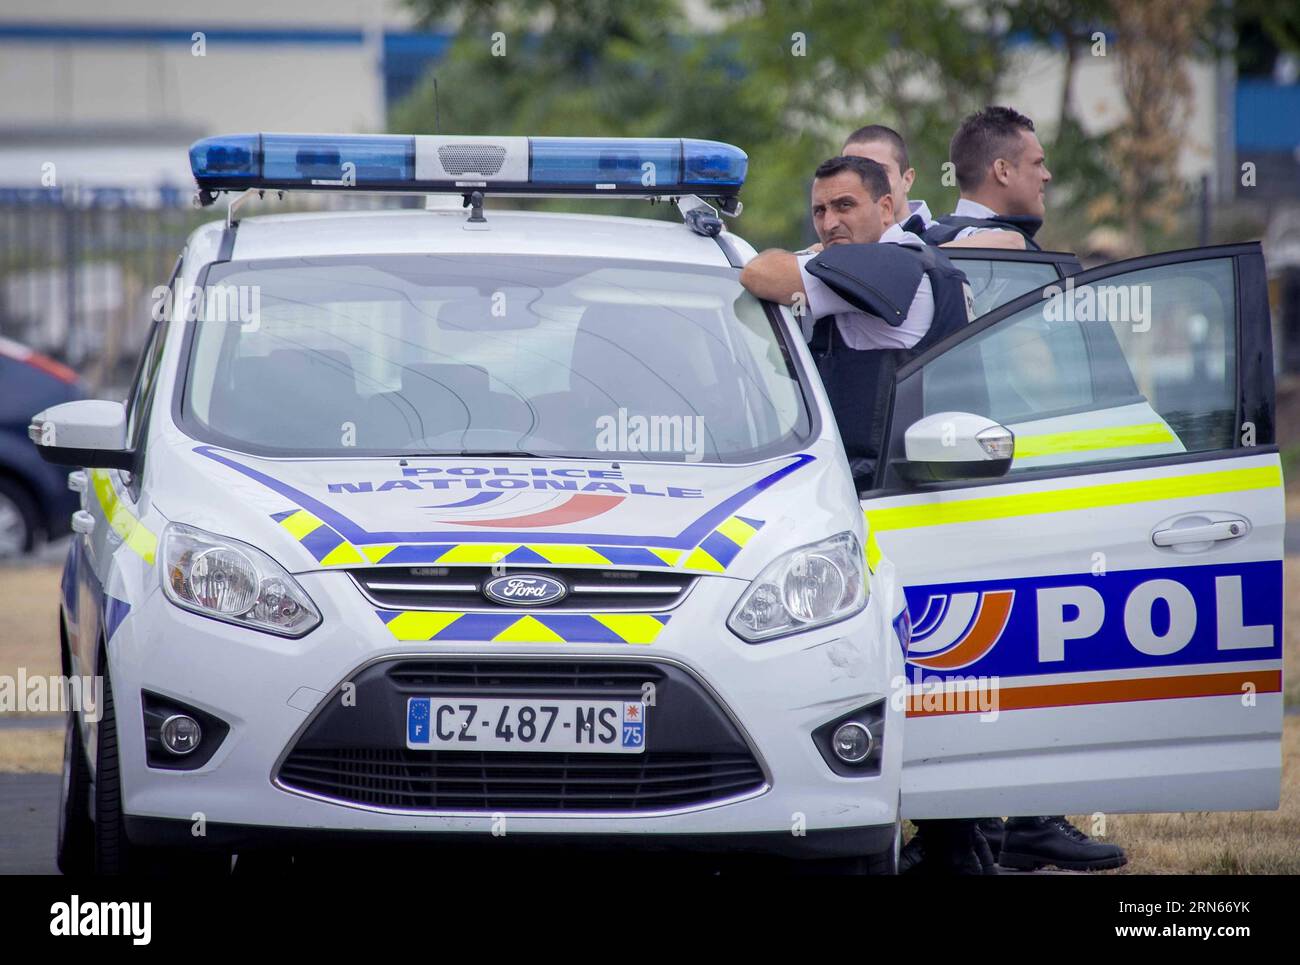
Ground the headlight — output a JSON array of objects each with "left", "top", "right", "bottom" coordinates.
[
  {"left": 161, "top": 523, "right": 321, "bottom": 637},
  {"left": 727, "top": 532, "right": 868, "bottom": 643}
]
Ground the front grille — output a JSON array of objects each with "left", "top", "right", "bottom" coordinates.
[
  {"left": 278, "top": 748, "right": 764, "bottom": 812},
  {"left": 351, "top": 566, "right": 694, "bottom": 612},
  {"left": 276, "top": 658, "right": 767, "bottom": 814},
  {"left": 386, "top": 659, "right": 665, "bottom": 696}
]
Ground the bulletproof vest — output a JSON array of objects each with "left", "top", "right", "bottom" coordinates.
[
  {"left": 922, "top": 213, "right": 1043, "bottom": 250},
  {"left": 806, "top": 243, "right": 973, "bottom": 482}
]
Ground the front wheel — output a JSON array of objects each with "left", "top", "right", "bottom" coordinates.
[
  {"left": 56, "top": 703, "right": 94, "bottom": 874},
  {"left": 792, "top": 812, "right": 902, "bottom": 875},
  {"left": 93, "top": 660, "right": 228, "bottom": 876}
]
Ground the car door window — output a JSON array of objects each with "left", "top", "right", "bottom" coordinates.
[
  {"left": 917, "top": 256, "right": 1237, "bottom": 471},
  {"left": 950, "top": 258, "right": 1062, "bottom": 316},
  {"left": 125, "top": 320, "right": 167, "bottom": 451}
]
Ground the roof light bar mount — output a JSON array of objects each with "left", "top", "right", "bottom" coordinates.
[
  {"left": 674, "top": 195, "right": 723, "bottom": 237},
  {"left": 463, "top": 189, "right": 486, "bottom": 224}
]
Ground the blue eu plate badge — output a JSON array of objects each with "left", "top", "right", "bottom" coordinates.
[{"left": 408, "top": 698, "right": 431, "bottom": 744}]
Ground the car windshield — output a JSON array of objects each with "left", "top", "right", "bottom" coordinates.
[{"left": 183, "top": 254, "right": 812, "bottom": 463}]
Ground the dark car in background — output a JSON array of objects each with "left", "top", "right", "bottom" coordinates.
[{"left": 0, "top": 336, "right": 84, "bottom": 557}]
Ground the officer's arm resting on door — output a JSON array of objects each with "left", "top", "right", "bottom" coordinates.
[
  {"left": 739, "top": 249, "right": 807, "bottom": 306},
  {"left": 739, "top": 248, "right": 863, "bottom": 317}
]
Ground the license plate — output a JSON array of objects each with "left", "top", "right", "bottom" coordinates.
[{"left": 406, "top": 698, "right": 647, "bottom": 753}]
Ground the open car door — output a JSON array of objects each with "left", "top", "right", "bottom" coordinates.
[{"left": 861, "top": 242, "right": 1283, "bottom": 818}]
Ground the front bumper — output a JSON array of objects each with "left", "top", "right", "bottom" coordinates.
[
  {"left": 125, "top": 815, "right": 898, "bottom": 860},
  {"left": 109, "top": 567, "right": 903, "bottom": 855}
]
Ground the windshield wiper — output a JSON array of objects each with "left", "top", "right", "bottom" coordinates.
[{"left": 453, "top": 450, "right": 610, "bottom": 460}]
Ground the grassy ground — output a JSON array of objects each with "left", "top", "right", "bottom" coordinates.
[
  {"left": 1084, "top": 716, "right": 1300, "bottom": 874},
  {"left": 2, "top": 562, "right": 1296, "bottom": 872},
  {"left": 0, "top": 564, "right": 63, "bottom": 772}
]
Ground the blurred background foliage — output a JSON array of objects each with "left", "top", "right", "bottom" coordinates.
[{"left": 396, "top": 0, "right": 1300, "bottom": 253}]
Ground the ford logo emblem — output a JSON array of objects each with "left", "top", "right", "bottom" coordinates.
[{"left": 482, "top": 573, "right": 568, "bottom": 607}]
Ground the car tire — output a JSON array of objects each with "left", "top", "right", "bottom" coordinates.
[
  {"left": 56, "top": 699, "right": 95, "bottom": 875},
  {"left": 0, "top": 475, "right": 39, "bottom": 559},
  {"left": 57, "top": 621, "right": 94, "bottom": 875},
  {"left": 794, "top": 806, "right": 902, "bottom": 875},
  {"left": 93, "top": 656, "right": 229, "bottom": 876}
]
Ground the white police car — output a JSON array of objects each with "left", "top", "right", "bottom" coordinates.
[{"left": 33, "top": 133, "right": 1284, "bottom": 875}]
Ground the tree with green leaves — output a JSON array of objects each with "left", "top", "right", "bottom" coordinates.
[{"left": 396, "top": 0, "right": 1008, "bottom": 248}]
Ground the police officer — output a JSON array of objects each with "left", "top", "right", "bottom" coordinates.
[
  {"left": 841, "top": 123, "right": 1026, "bottom": 250},
  {"left": 739, "top": 155, "right": 973, "bottom": 488},
  {"left": 922, "top": 106, "right": 1051, "bottom": 250},
  {"left": 916, "top": 106, "right": 1128, "bottom": 874}
]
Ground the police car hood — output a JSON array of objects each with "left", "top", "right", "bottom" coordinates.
[{"left": 162, "top": 444, "right": 849, "bottom": 578}]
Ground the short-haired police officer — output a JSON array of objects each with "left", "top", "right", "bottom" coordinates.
[
  {"left": 740, "top": 156, "right": 973, "bottom": 489},
  {"left": 919, "top": 106, "right": 1129, "bottom": 874},
  {"left": 842, "top": 123, "right": 1027, "bottom": 251},
  {"left": 923, "top": 105, "right": 1052, "bottom": 250}
]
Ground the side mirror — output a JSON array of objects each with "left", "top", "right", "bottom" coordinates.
[
  {"left": 28, "top": 400, "right": 134, "bottom": 470},
  {"left": 899, "top": 411, "right": 1013, "bottom": 483}
]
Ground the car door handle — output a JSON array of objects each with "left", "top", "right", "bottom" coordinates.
[
  {"left": 1152, "top": 519, "right": 1247, "bottom": 547},
  {"left": 71, "top": 510, "right": 96, "bottom": 535}
]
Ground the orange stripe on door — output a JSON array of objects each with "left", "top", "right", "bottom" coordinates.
[{"left": 906, "top": 670, "right": 1281, "bottom": 717}]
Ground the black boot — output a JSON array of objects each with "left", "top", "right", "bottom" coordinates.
[
  {"left": 975, "top": 817, "right": 1005, "bottom": 864},
  {"left": 1000, "top": 816, "right": 1127, "bottom": 871},
  {"left": 899, "top": 831, "right": 927, "bottom": 875},
  {"left": 905, "top": 820, "right": 993, "bottom": 875},
  {"left": 972, "top": 824, "right": 1000, "bottom": 875}
]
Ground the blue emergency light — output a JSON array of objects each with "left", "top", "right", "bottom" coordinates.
[{"left": 189, "top": 133, "right": 747, "bottom": 199}]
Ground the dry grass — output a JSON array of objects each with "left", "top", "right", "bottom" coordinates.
[
  {"left": 1086, "top": 715, "right": 1300, "bottom": 874},
  {"left": 1286, "top": 558, "right": 1300, "bottom": 707},
  {"left": 0, "top": 564, "right": 68, "bottom": 773},
  {"left": 0, "top": 727, "right": 62, "bottom": 773},
  {"left": 0, "top": 564, "right": 62, "bottom": 682}
]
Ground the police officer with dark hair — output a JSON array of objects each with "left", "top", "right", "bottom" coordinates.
[
  {"left": 923, "top": 106, "right": 1052, "bottom": 250},
  {"left": 740, "top": 155, "right": 973, "bottom": 487},
  {"left": 910, "top": 106, "right": 1128, "bottom": 874},
  {"left": 843, "top": 123, "right": 1028, "bottom": 251}
]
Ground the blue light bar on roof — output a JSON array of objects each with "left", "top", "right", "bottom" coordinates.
[{"left": 189, "top": 134, "right": 746, "bottom": 197}]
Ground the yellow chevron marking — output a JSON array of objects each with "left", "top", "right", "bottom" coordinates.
[
  {"left": 320, "top": 542, "right": 365, "bottom": 566},
  {"left": 532, "top": 544, "right": 612, "bottom": 566},
  {"left": 682, "top": 546, "right": 725, "bottom": 572},
  {"left": 385, "top": 611, "right": 463, "bottom": 641},
  {"left": 280, "top": 509, "right": 324, "bottom": 540},
  {"left": 361, "top": 544, "right": 398, "bottom": 563},
  {"left": 715, "top": 516, "right": 759, "bottom": 547},
  {"left": 592, "top": 613, "right": 666, "bottom": 645},
  {"left": 493, "top": 615, "right": 566, "bottom": 644},
  {"left": 436, "top": 543, "right": 517, "bottom": 564}
]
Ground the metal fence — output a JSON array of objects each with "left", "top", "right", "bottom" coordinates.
[
  {"left": 0, "top": 187, "right": 210, "bottom": 395},
  {"left": 0, "top": 187, "right": 425, "bottom": 396}
]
